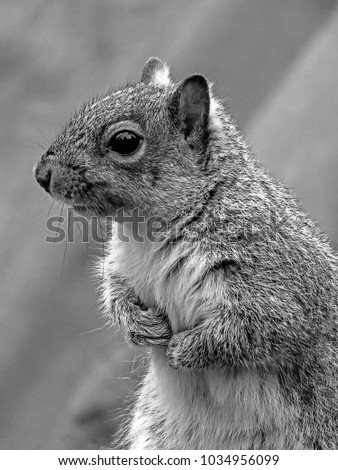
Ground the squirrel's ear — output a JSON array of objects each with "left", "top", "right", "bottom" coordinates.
[
  {"left": 141, "top": 57, "right": 171, "bottom": 87},
  {"left": 172, "top": 75, "right": 210, "bottom": 137}
]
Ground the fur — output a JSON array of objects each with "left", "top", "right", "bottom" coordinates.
[{"left": 34, "top": 58, "right": 338, "bottom": 450}]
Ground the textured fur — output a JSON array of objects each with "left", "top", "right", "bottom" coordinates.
[{"left": 34, "top": 58, "right": 338, "bottom": 449}]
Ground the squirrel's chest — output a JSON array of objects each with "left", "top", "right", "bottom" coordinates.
[{"left": 107, "top": 233, "right": 212, "bottom": 332}]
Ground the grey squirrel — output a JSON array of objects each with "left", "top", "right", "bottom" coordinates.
[{"left": 34, "top": 57, "right": 338, "bottom": 449}]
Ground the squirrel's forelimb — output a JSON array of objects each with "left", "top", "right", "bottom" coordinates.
[{"left": 103, "top": 271, "right": 172, "bottom": 347}]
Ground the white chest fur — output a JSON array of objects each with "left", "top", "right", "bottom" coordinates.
[
  {"left": 129, "top": 352, "right": 292, "bottom": 449},
  {"left": 106, "top": 223, "right": 292, "bottom": 449},
  {"left": 105, "top": 222, "right": 221, "bottom": 332}
]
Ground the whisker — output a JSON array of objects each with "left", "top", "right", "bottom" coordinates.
[
  {"left": 130, "top": 353, "right": 138, "bottom": 374},
  {"left": 79, "top": 326, "right": 105, "bottom": 335},
  {"left": 31, "top": 125, "right": 50, "bottom": 148},
  {"left": 74, "top": 210, "right": 84, "bottom": 241},
  {"left": 54, "top": 203, "right": 65, "bottom": 248},
  {"left": 61, "top": 224, "right": 68, "bottom": 278},
  {"left": 24, "top": 138, "right": 47, "bottom": 151},
  {"left": 60, "top": 203, "right": 68, "bottom": 277},
  {"left": 46, "top": 200, "right": 55, "bottom": 220},
  {"left": 85, "top": 221, "right": 90, "bottom": 258}
]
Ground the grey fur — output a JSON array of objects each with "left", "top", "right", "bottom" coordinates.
[{"left": 34, "top": 58, "right": 338, "bottom": 450}]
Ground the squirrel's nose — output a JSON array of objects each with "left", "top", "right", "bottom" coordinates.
[{"left": 34, "top": 162, "right": 52, "bottom": 193}]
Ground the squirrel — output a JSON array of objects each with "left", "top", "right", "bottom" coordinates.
[{"left": 34, "top": 57, "right": 338, "bottom": 450}]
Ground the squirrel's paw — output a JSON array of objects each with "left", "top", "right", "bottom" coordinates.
[
  {"left": 124, "top": 302, "right": 172, "bottom": 348},
  {"left": 128, "top": 329, "right": 171, "bottom": 348},
  {"left": 167, "top": 329, "right": 210, "bottom": 369}
]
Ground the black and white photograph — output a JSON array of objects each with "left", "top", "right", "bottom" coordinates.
[{"left": 1, "top": 0, "right": 338, "bottom": 459}]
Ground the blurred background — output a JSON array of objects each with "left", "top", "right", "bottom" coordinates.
[{"left": 0, "top": 0, "right": 337, "bottom": 449}]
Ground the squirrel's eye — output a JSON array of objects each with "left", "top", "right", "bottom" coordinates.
[{"left": 106, "top": 131, "right": 143, "bottom": 156}]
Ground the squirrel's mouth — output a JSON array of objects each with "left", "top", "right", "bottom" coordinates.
[
  {"left": 72, "top": 203, "right": 109, "bottom": 217},
  {"left": 72, "top": 197, "right": 125, "bottom": 217}
]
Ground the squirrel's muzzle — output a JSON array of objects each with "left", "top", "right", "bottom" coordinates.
[
  {"left": 34, "top": 150, "right": 60, "bottom": 193},
  {"left": 34, "top": 160, "right": 52, "bottom": 193}
]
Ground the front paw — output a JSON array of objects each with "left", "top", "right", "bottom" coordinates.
[
  {"left": 128, "top": 330, "right": 171, "bottom": 348},
  {"left": 167, "top": 330, "right": 210, "bottom": 370},
  {"left": 125, "top": 305, "right": 172, "bottom": 348}
]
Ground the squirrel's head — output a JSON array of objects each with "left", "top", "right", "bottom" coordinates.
[{"left": 34, "top": 57, "right": 224, "bottom": 221}]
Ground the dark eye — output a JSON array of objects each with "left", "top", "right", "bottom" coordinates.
[{"left": 106, "top": 131, "right": 143, "bottom": 156}]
